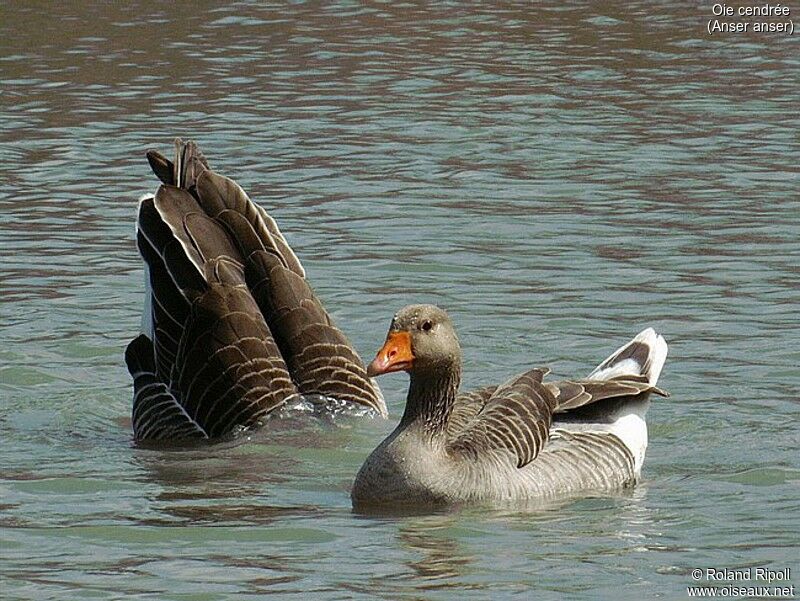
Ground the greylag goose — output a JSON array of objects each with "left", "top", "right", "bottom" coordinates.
[
  {"left": 125, "top": 139, "right": 386, "bottom": 441},
  {"left": 352, "top": 304, "right": 668, "bottom": 507}
]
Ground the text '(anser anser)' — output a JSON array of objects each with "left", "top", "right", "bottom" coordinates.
[
  {"left": 352, "top": 304, "right": 668, "bottom": 506},
  {"left": 125, "top": 140, "right": 386, "bottom": 441}
]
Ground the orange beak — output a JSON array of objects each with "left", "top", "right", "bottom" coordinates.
[{"left": 367, "top": 331, "right": 415, "bottom": 377}]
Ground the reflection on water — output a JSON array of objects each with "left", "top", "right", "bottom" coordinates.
[
  {"left": 400, "top": 524, "right": 472, "bottom": 585},
  {"left": 2, "top": 1, "right": 798, "bottom": 600}
]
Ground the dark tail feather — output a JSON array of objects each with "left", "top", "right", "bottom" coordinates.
[
  {"left": 146, "top": 138, "right": 210, "bottom": 192},
  {"left": 125, "top": 334, "right": 155, "bottom": 375},
  {"left": 146, "top": 150, "right": 174, "bottom": 186},
  {"left": 174, "top": 138, "right": 209, "bottom": 191}
]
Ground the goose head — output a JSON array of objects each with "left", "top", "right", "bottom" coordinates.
[{"left": 367, "top": 304, "right": 462, "bottom": 379}]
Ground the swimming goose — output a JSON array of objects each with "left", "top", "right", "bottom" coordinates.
[
  {"left": 351, "top": 304, "right": 668, "bottom": 507},
  {"left": 125, "top": 139, "right": 386, "bottom": 441}
]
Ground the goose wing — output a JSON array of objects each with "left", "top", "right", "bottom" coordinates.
[
  {"left": 129, "top": 139, "right": 385, "bottom": 441},
  {"left": 447, "top": 368, "right": 556, "bottom": 469},
  {"left": 194, "top": 170, "right": 386, "bottom": 417},
  {"left": 445, "top": 374, "right": 665, "bottom": 467},
  {"left": 132, "top": 183, "right": 297, "bottom": 440},
  {"left": 169, "top": 261, "right": 298, "bottom": 438},
  {"left": 446, "top": 385, "right": 497, "bottom": 438},
  {"left": 447, "top": 368, "right": 555, "bottom": 438},
  {"left": 126, "top": 334, "right": 206, "bottom": 441},
  {"left": 546, "top": 375, "right": 667, "bottom": 413}
]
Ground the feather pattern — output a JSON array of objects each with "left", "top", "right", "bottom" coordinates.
[
  {"left": 246, "top": 251, "right": 385, "bottom": 414},
  {"left": 192, "top": 169, "right": 383, "bottom": 413},
  {"left": 195, "top": 170, "right": 305, "bottom": 277},
  {"left": 445, "top": 385, "right": 497, "bottom": 438},
  {"left": 448, "top": 369, "right": 554, "bottom": 468},
  {"left": 547, "top": 375, "right": 667, "bottom": 412},
  {"left": 128, "top": 139, "right": 386, "bottom": 441},
  {"left": 352, "top": 304, "right": 669, "bottom": 507},
  {"left": 168, "top": 272, "right": 298, "bottom": 437},
  {"left": 126, "top": 334, "right": 207, "bottom": 440}
]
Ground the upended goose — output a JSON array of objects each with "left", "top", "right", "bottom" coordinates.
[
  {"left": 352, "top": 305, "right": 668, "bottom": 506},
  {"left": 125, "top": 139, "right": 386, "bottom": 441}
]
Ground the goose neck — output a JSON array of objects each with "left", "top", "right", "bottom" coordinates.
[{"left": 400, "top": 365, "right": 461, "bottom": 436}]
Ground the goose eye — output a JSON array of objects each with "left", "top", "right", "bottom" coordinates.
[{"left": 421, "top": 320, "right": 433, "bottom": 332}]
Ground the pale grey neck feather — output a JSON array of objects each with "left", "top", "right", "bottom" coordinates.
[{"left": 401, "top": 365, "right": 461, "bottom": 436}]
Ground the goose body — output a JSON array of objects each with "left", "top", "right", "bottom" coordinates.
[
  {"left": 125, "top": 140, "right": 386, "bottom": 441},
  {"left": 352, "top": 305, "right": 668, "bottom": 507}
]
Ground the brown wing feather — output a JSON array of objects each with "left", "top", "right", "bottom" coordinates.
[
  {"left": 154, "top": 185, "right": 243, "bottom": 272},
  {"left": 447, "top": 371, "right": 552, "bottom": 438},
  {"left": 448, "top": 368, "right": 556, "bottom": 468},
  {"left": 126, "top": 334, "right": 207, "bottom": 441},
  {"left": 547, "top": 375, "right": 668, "bottom": 413},
  {"left": 171, "top": 276, "right": 298, "bottom": 438},
  {"left": 194, "top": 170, "right": 385, "bottom": 414},
  {"left": 247, "top": 251, "right": 385, "bottom": 415},
  {"left": 446, "top": 386, "right": 497, "bottom": 438},
  {"left": 176, "top": 138, "right": 209, "bottom": 191},
  {"left": 130, "top": 153, "right": 298, "bottom": 440},
  {"left": 147, "top": 138, "right": 211, "bottom": 191},
  {"left": 128, "top": 140, "right": 384, "bottom": 440},
  {"left": 146, "top": 150, "right": 175, "bottom": 186},
  {"left": 195, "top": 170, "right": 305, "bottom": 277}
]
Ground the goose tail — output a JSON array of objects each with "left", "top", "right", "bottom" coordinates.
[
  {"left": 588, "top": 328, "right": 668, "bottom": 477},
  {"left": 587, "top": 327, "right": 668, "bottom": 387},
  {"left": 552, "top": 328, "right": 669, "bottom": 479},
  {"left": 146, "top": 137, "right": 210, "bottom": 191}
]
